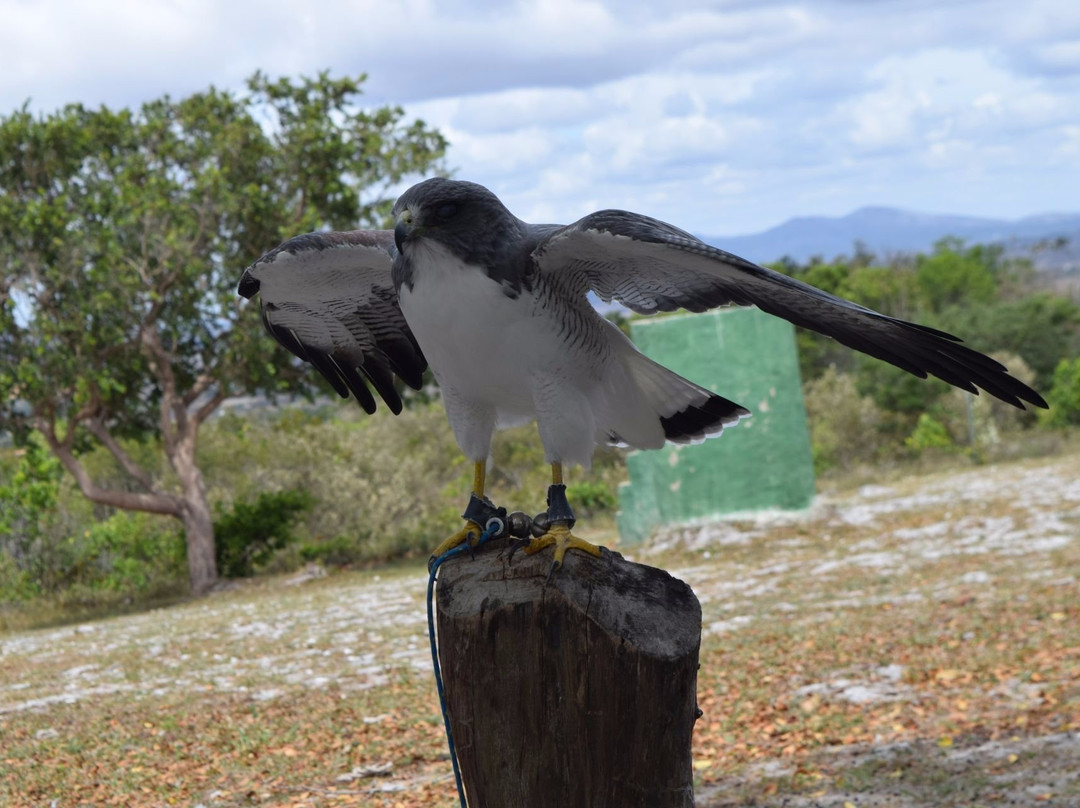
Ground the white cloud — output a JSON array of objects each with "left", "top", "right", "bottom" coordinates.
[
  {"left": 442, "top": 126, "right": 557, "bottom": 174},
  {"left": 1, "top": 0, "right": 1078, "bottom": 235}
]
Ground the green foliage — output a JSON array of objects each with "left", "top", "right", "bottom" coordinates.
[
  {"left": 0, "top": 434, "right": 62, "bottom": 554},
  {"left": 76, "top": 513, "right": 187, "bottom": 593},
  {"left": 0, "top": 73, "right": 447, "bottom": 429},
  {"left": 780, "top": 235, "right": 1072, "bottom": 465},
  {"left": 905, "top": 413, "right": 955, "bottom": 453},
  {"left": 934, "top": 294, "right": 1080, "bottom": 390},
  {"left": 213, "top": 489, "right": 315, "bottom": 578},
  {"left": 915, "top": 239, "right": 1000, "bottom": 312},
  {"left": 778, "top": 237, "right": 1069, "bottom": 438},
  {"left": 190, "top": 402, "right": 627, "bottom": 570},
  {"left": 0, "top": 73, "right": 447, "bottom": 592},
  {"left": 855, "top": 356, "right": 951, "bottom": 415},
  {"left": 0, "top": 550, "right": 39, "bottom": 602},
  {"left": 0, "top": 507, "right": 186, "bottom": 605},
  {"left": 566, "top": 480, "right": 617, "bottom": 516},
  {"left": 802, "top": 366, "right": 886, "bottom": 472},
  {"left": 297, "top": 535, "right": 366, "bottom": 568},
  {"left": 845, "top": 264, "right": 912, "bottom": 317},
  {"left": 1039, "top": 357, "right": 1080, "bottom": 428},
  {"left": 937, "top": 353, "right": 1039, "bottom": 451}
]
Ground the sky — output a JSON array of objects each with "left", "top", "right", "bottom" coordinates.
[{"left": 2, "top": 0, "right": 1079, "bottom": 237}]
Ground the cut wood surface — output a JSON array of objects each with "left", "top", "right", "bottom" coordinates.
[{"left": 435, "top": 544, "right": 702, "bottom": 808}]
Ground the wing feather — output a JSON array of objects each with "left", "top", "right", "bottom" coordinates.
[
  {"left": 238, "top": 230, "right": 426, "bottom": 414},
  {"left": 532, "top": 211, "right": 1047, "bottom": 410}
]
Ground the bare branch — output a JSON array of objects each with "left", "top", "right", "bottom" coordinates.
[
  {"left": 60, "top": 400, "right": 100, "bottom": 452},
  {"left": 183, "top": 372, "right": 217, "bottom": 407},
  {"left": 193, "top": 387, "right": 228, "bottom": 425},
  {"left": 34, "top": 417, "right": 182, "bottom": 517},
  {"left": 140, "top": 327, "right": 185, "bottom": 453},
  {"left": 84, "top": 418, "right": 159, "bottom": 493}
]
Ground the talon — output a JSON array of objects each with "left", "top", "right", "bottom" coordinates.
[
  {"left": 430, "top": 520, "right": 484, "bottom": 566},
  {"left": 506, "top": 537, "right": 532, "bottom": 566},
  {"left": 522, "top": 521, "right": 603, "bottom": 572},
  {"left": 546, "top": 559, "right": 560, "bottom": 584}
]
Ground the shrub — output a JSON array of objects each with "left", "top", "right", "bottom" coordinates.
[
  {"left": 77, "top": 512, "right": 188, "bottom": 594},
  {"left": 213, "top": 489, "right": 315, "bottom": 578},
  {"left": 802, "top": 366, "right": 887, "bottom": 472},
  {"left": 2, "top": 439, "right": 185, "bottom": 601},
  {"left": 905, "top": 413, "right": 955, "bottom": 453},
  {"left": 1039, "top": 356, "right": 1080, "bottom": 428},
  {"left": 298, "top": 535, "right": 364, "bottom": 567},
  {"left": 938, "top": 352, "right": 1038, "bottom": 450},
  {"left": 0, "top": 435, "right": 64, "bottom": 574},
  {"left": 0, "top": 550, "right": 39, "bottom": 602},
  {"left": 566, "top": 480, "right": 617, "bottom": 517}
]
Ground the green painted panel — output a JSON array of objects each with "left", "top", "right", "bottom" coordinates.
[{"left": 616, "top": 308, "right": 815, "bottom": 544}]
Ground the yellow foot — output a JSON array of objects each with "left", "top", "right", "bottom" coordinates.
[
  {"left": 523, "top": 522, "right": 603, "bottom": 569},
  {"left": 430, "top": 521, "right": 484, "bottom": 561}
]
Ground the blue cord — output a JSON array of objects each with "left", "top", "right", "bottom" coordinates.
[{"left": 427, "top": 522, "right": 500, "bottom": 808}]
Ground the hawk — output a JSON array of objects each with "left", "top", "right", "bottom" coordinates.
[{"left": 238, "top": 178, "right": 1046, "bottom": 566}]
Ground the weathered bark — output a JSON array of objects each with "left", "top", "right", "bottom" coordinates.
[
  {"left": 435, "top": 545, "right": 701, "bottom": 808},
  {"left": 172, "top": 434, "right": 218, "bottom": 594},
  {"left": 143, "top": 328, "right": 222, "bottom": 594}
]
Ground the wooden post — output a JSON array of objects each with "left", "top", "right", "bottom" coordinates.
[{"left": 435, "top": 545, "right": 701, "bottom": 808}]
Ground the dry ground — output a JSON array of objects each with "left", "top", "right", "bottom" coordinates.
[{"left": 2, "top": 451, "right": 1079, "bottom": 807}]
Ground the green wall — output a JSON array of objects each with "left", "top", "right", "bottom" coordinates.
[{"left": 616, "top": 308, "right": 815, "bottom": 544}]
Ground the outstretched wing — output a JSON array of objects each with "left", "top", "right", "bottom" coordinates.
[
  {"left": 238, "top": 230, "right": 426, "bottom": 414},
  {"left": 531, "top": 210, "right": 1047, "bottom": 410}
]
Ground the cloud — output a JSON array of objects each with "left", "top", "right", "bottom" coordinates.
[{"left": 1, "top": 0, "right": 1078, "bottom": 236}]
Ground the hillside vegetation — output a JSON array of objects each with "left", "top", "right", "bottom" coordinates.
[{"left": 3, "top": 238, "right": 1080, "bottom": 624}]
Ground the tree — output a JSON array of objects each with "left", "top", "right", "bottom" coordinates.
[
  {"left": 1040, "top": 357, "right": 1080, "bottom": 428},
  {"left": 0, "top": 72, "right": 447, "bottom": 593},
  {"left": 934, "top": 293, "right": 1080, "bottom": 391},
  {"left": 914, "top": 238, "right": 1000, "bottom": 313}
]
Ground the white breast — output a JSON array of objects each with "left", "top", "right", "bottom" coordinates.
[
  {"left": 397, "top": 244, "right": 552, "bottom": 414},
  {"left": 398, "top": 242, "right": 631, "bottom": 467}
]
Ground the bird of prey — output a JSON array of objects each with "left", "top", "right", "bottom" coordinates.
[{"left": 238, "top": 177, "right": 1046, "bottom": 567}]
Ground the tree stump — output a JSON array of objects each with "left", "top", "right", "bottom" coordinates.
[{"left": 435, "top": 545, "right": 701, "bottom": 808}]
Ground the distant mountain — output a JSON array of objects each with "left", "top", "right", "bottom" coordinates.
[{"left": 704, "top": 207, "right": 1080, "bottom": 272}]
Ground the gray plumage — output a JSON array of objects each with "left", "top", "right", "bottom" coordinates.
[{"left": 239, "top": 177, "right": 1046, "bottom": 468}]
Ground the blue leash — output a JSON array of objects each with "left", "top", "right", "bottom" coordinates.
[{"left": 427, "top": 519, "right": 502, "bottom": 808}]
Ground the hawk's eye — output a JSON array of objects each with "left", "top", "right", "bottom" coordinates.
[{"left": 437, "top": 203, "right": 458, "bottom": 220}]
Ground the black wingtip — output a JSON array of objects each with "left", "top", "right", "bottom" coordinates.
[
  {"left": 661, "top": 394, "right": 750, "bottom": 443},
  {"left": 328, "top": 356, "right": 380, "bottom": 415},
  {"left": 237, "top": 267, "right": 260, "bottom": 299},
  {"left": 1025, "top": 389, "right": 1050, "bottom": 410}
]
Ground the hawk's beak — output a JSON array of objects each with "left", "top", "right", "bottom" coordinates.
[
  {"left": 237, "top": 266, "right": 260, "bottom": 299},
  {"left": 394, "top": 209, "right": 414, "bottom": 253}
]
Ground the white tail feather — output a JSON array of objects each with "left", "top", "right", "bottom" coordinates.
[{"left": 592, "top": 325, "right": 749, "bottom": 450}]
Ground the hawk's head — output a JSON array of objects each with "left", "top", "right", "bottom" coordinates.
[{"left": 392, "top": 177, "right": 523, "bottom": 264}]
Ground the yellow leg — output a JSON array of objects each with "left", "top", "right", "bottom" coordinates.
[
  {"left": 523, "top": 462, "right": 603, "bottom": 568},
  {"left": 430, "top": 461, "right": 487, "bottom": 558}
]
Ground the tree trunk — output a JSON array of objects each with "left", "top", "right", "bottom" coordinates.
[
  {"left": 172, "top": 437, "right": 218, "bottom": 594},
  {"left": 435, "top": 545, "right": 701, "bottom": 808}
]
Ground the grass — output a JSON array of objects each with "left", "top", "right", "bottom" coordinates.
[{"left": 2, "top": 450, "right": 1079, "bottom": 806}]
